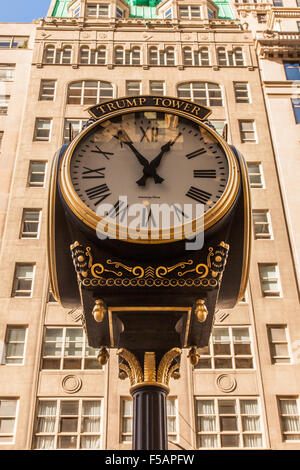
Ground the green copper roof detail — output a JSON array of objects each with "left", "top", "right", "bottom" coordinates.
[
  {"left": 51, "top": 0, "right": 235, "bottom": 20},
  {"left": 214, "top": 1, "right": 235, "bottom": 20},
  {"left": 51, "top": 0, "right": 72, "bottom": 17}
]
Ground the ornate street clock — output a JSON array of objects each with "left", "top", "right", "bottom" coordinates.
[{"left": 48, "top": 95, "right": 251, "bottom": 366}]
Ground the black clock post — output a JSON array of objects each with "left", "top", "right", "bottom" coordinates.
[{"left": 47, "top": 96, "right": 251, "bottom": 450}]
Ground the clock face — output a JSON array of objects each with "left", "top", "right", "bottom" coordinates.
[{"left": 62, "top": 110, "right": 236, "bottom": 242}]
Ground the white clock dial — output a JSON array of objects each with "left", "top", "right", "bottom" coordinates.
[{"left": 69, "top": 111, "right": 229, "bottom": 229}]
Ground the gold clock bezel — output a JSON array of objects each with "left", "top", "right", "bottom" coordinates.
[{"left": 59, "top": 106, "right": 240, "bottom": 244}]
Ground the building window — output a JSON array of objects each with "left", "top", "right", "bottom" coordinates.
[
  {"left": 283, "top": 61, "right": 300, "bottom": 80},
  {"left": 20, "top": 209, "right": 41, "bottom": 239},
  {"left": 126, "top": 81, "right": 141, "bottom": 96},
  {"left": 268, "top": 326, "right": 291, "bottom": 364},
  {"left": 292, "top": 98, "right": 300, "bottom": 124},
  {"left": 67, "top": 81, "right": 113, "bottom": 105},
  {"left": 41, "top": 327, "right": 102, "bottom": 370},
  {"left": 0, "top": 95, "right": 10, "bottom": 115},
  {"left": 12, "top": 264, "right": 35, "bottom": 297},
  {"left": 195, "top": 398, "right": 263, "bottom": 448},
  {"left": 0, "top": 65, "right": 15, "bottom": 81},
  {"left": 297, "top": 21, "right": 300, "bottom": 32},
  {"left": 86, "top": 3, "right": 109, "bottom": 17},
  {"left": 34, "top": 399, "right": 103, "bottom": 449},
  {"left": 177, "top": 82, "right": 223, "bottom": 106},
  {"left": 0, "top": 132, "right": 3, "bottom": 150},
  {"left": 217, "top": 48, "right": 244, "bottom": 66},
  {"left": 195, "top": 326, "right": 254, "bottom": 370},
  {"left": 179, "top": 5, "right": 202, "bottom": 19},
  {"left": 0, "top": 36, "right": 28, "bottom": 48},
  {"left": 253, "top": 210, "right": 272, "bottom": 239},
  {"left": 33, "top": 119, "right": 52, "bottom": 142},
  {"left": 278, "top": 398, "right": 300, "bottom": 441},
  {"left": 4, "top": 327, "right": 27, "bottom": 365},
  {"left": 115, "top": 47, "right": 142, "bottom": 66},
  {"left": 234, "top": 82, "right": 250, "bottom": 103},
  {"left": 0, "top": 399, "right": 18, "bottom": 443},
  {"left": 39, "top": 80, "right": 56, "bottom": 101},
  {"left": 80, "top": 46, "right": 106, "bottom": 65},
  {"left": 28, "top": 161, "right": 47, "bottom": 188},
  {"left": 273, "top": 0, "right": 283, "bottom": 5},
  {"left": 149, "top": 47, "right": 175, "bottom": 66},
  {"left": 44, "top": 46, "right": 55, "bottom": 64},
  {"left": 259, "top": 264, "right": 281, "bottom": 297},
  {"left": 257, "top": 14, "right": 267, "bottom": 23},
  {"left": 239, "top": 120, "right": 257, "bottom": 143},
  {"left": 164, "top": 8, "right": 173, "bottom": 19},
  {"left": 116, "top": 7, "right": 123, "bottom": 18},
  {"left": 247, "top": 163, "right": 264, "bottom": 188},
  {"left": 183, "top": 47, "right": 209, "bottom": 66},
  {"left": 44, "top": 46, "right": 72, "bottom": 64},
  {"left": 150, "top": 81, "right": 165, "bottom": 96},
  {"left": 64, "top": 119, "right": 86, "bottom": 144},
  {"left": 120, "top": 398, "right": 178, "bottom": 443}
]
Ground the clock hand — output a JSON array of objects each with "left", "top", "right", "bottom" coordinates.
[
  {"left": 114, "top": 130, "right": 164, "bottom": 186},
  {"left": 136, "top": 133, "right": 182, "bottom": 186}
]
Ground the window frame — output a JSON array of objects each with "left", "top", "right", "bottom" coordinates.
[
  {"left": 20, "top": 209, "right": 42, "bottom": 239},
  {"left": 33, "top": 398, "right": 103, "bottom": 449},
  {"left": 0, "top": 64, "right": 15, "bottom": 82},
  {"left": 239, "top": 120, "right": 257, "bottom": 143},
  {"left": 177, "top": 82, "right": 223, "bottom": 107},
  {"left": 267, "top": 325, "right": 291, "bottom": 365},
  {"left": 39, "top": 80, "right": 56, "bottom": 101},
  {"left": 126, "top": 81, "right": 142, "bottom": 96},
  {"left": 195, "top": 397, "right": 264, "bottom": 449},
  {"left": 195, "top": 326, "right": 255, "bottom": 370},
  {"left": 234, "top": 82, "right": 251, "bottom": 103},
  {"left": 67, "top": 80, "right": 113, "bottom": 105},
  {"left": 252, "top": 210, "right": 272, "bottom": 240},
  {"left": 11, "top": 263, "right": 35, "bottom": 298},
  {"left": 28, "top": 161, "right": 47, "bottom": 188},
  {"left": 247, "top": 162, "right": 264, "bottom": 188},
  {"left": 179, "top": 5, "right": 202, "bottom": 20},
  {"left": 278, "top": 397, "right": 300, "bottom": 442},
  {"left": 258, "top": 263, "right": 282, "bottom": 297},
  {"left": 0, "top": 399, "right": 19, "bottom": 444},
  {"left": 4, "top": 326, "right": 28, "bottom": 365},
  {"left": 291, "top": 98, "right": 300, "bottom": 124},
  {"left": 0, "top": 36, "right": 28, "bottom": 49},
  {"left": 0, "top": 95, "right": 10, "bottom": 115},
  {"left": 149, "top": 81, "right": 165, "bottom": 96},
  {"left": 41, "top": 326, "right": 103, "bottom": 371},
  {"left": 86, "top": 3, "right": 109, "bottom": 18},
  {"left": 33, "top": 118, "right": 52, "bottom": 142}
]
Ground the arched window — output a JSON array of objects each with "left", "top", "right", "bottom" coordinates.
[
  {"left": 114, "top": 46, "right": 125, "bottom": 65},
  {"left": 114, "top": 46, "right": 141, "bottom": 65},
  {"left": 177, "top": 82, "right": 223, "bottom": 106},
  {"left": 217, "top": 47, "right": 244, "bottom": 66},
  {"left": 67, "top": 81, "right": 113, "bottom": 105},
  {"left": 199, "top": 48, "right": 210, "bottom": 66},
  {"left": 44, "top": 46, "right": 55, "bottom": 64},
  {"left": 60, "top": 46, "right": 72, "bottom": 64},
  {"left": 97, "top": 46, "right": 106, "bottom": 65},
  {"left": 80, "top": 46, "right": 107, "bottom": 65},
  {"left": 149, "top": 46, "right": 175, "bottom": 66},
  {"left": 183, "top": 47, "right": 210, "bottom": 66},
  {"left": 80, "top": 46, "right": 90, "bottom": 64}
]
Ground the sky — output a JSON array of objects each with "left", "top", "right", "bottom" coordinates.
[{"left": 0, "top": 0, "right": 51, "bottom": 23}]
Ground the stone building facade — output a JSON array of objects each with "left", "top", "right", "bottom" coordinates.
[{"left": 0, "top": 0, "right": 299, "bottom": 450}]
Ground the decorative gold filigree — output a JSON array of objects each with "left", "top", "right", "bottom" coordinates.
[
  {"left": 92, "top": 299, "right": 107, "bottom": 323},
  {"left": 194, "top": 299, "right": 208, "bottom": 323},
  {"left": 97, "top": 346, "right": 109, "bottom": 365},
  {"left": 117, "top": 348, "right": 143, "bottom": 385},
  {"left": 70, "top": 241, "right": 229, "bottom": 289},
  {"left": 157, "top": 348, "right": 182, "bottom": 386},
  {"left": 144, "top": 352, "right": 156, "bottom": 382},
  {"left": 188, "top": 346, "right": 200, "bottom": 367},
  {"left": 117, "top": 348, "right": 182, "bottom": 389}
]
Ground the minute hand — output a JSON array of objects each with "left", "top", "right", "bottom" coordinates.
[{"left": 149, "top": 133, "right": 182, "bottom": 170}]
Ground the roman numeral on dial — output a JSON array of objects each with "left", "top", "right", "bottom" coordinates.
[
  {"left": 82, "top": 167, "right": 106, "bottom": 179},
  {"left": 86, "top": 184, "right": 111, "bottom": 206},
  {"left": 193, "top": 169, "right": 216, "bottom": 178},
  {"left": 186, "top": 186, "right": 212, "bottom": 204},
  {"left": 186, "top": 148, "right": 206, "bottom": 159}
]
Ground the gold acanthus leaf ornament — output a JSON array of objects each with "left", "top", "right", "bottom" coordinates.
[{"left": 117, "top": 348, "right": 182, "bottom": 389}]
